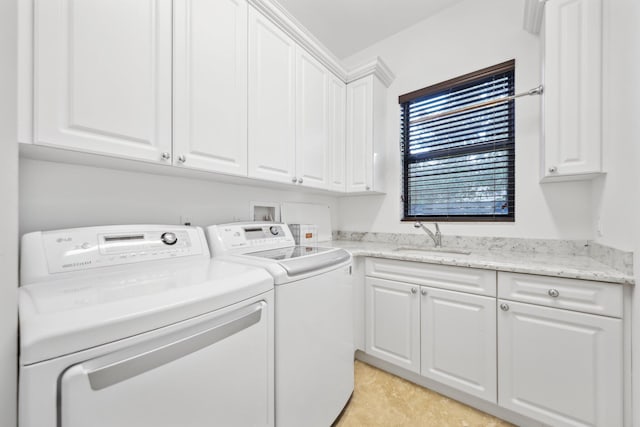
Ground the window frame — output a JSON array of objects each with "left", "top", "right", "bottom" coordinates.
[{"left": 399, "top": 60, "right": 516, "bottom": 223}]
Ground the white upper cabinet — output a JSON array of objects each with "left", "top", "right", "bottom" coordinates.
[
  {"left": 542, "top": 0, "right": 603, "bottom": 181},
  {"left": 328, "top": 76, "right": 347, "bottom": 192},
  {"left": 24, "top": 0, "right": 395, "bottom": 193},
  {"left": 173, "top": 0, "right": 248, "bottom": 176},
  {"left": 295, "top": 48, "right": 329, "bottom": 189},
  {"left": 248, "top": 8, "right": 297, "bottom": 184},
  {"left": 33, "top": 0, "right": 172, "bottom": 163},
  {"left": 346, "top": 75, "right": 386, "bottom": 193}
]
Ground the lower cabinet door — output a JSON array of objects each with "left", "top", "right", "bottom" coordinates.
[
  {"left": 420, "top": 287, "right": 496, "bottom": 403},
  {"left": 365, "top": 277, "right": 420, "bottom": 373},
  {"left": 498, "top": 300, "right": 623, "bottom": 427}
]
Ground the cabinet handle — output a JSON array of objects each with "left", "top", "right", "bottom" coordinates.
[
  {"left": 421, "top": 289, "right": 427, "bottom": 296},
  {"left": 548, "top": 289, "right": 560, "bottom": 298},
  {"left": 500, "top": 303, "right": 510, "bottom": 311},
  {"left": 177, "top": 155, "right": 186, "bottom": 163},
  {"left": 291, "top": 177, "right": 297, "bottom": 183},
  {"left": 298, "top": 178, "right": 303, "bottom": 184},
  {"left": 161, "top": 152, "right": 170, "bottom": 161},
  {"left": 548, "top": 166, "right": 558, "bottom": 173},
  {"left": 411, "top": 287, "right": 417, "bottom": 294}
]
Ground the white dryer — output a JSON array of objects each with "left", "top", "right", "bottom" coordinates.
[
  {"left": 207, "top": 222, "right": 354, "bottom": 427},
  {"left": 19, "top": 225, "right": 275, "bottom": 427}
]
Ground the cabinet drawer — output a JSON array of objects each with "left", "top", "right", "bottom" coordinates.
[
  {"left": 365, "top": 258, "right": 496, "bottom": 297},
  {"left": 497, "top": 272, "right": 623, "bottom": 317}
]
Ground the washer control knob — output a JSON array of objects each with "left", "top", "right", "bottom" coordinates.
[
  {"left": 269, "top": 226, "right": 280, "bottom": 236},
  {"left": 161, "top": 232, "right": 178, "bottom": 246}
]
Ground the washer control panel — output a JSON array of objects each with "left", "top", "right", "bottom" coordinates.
[
  {"left": 21, "top": 225, "right": 209, "bottom": 280},
  {"left": 207, "top": 223, "right": 295, "bottom": 255}
]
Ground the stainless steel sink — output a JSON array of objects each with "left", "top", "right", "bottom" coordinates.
[{"left": 392, "top": 247, "right": 471, "bottom": 255}]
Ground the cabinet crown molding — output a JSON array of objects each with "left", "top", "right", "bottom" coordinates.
[
  {"left": 346, "top": 57, "right": 396, "bottom": 88},
  {"left": 247, "top": 0, "right": 395, "bottom": 87},
  {"left": 247, "top": 0, "right": 347, "bottom": 80},
  {"left": 523, "top": 0, "right": 547, "bottom": 34}
]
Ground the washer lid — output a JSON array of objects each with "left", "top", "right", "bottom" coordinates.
[
  {"left": 246, "top": 247, "right": 351, "bottom": 276},
  {"left": 19, "top": 259, "right": 273, "bottom": 365}
]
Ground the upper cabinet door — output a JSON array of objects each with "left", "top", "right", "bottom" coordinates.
[
  {"left": 248, "top": 9, "right": 296, "bottom": 184},
  {"left": 295, "top": 48, "right": 329, "bottom": 189},
  {"left": 542, "top": 0, "right": 603, "bottom": 181},
  {"left": 346, "top": 76, "right": 373, "bottom": 193},
  {"left": 34, "top": 0, "right": 172, "bottom": 163},
  {"left": 173, "top": 0, "right": 248, "bottom": 176},
  {"left": 328, "top": 76, "right": 347, "bottom": 192}
]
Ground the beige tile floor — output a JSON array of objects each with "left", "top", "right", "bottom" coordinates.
[{"left": 333, "top": 361, "right": 514, "bottom": 427}]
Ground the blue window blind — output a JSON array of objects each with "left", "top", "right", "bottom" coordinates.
[{"left": 399, "top": 60, "right": 515, "bottom": 221}]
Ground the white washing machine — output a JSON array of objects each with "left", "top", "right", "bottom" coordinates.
[
  {"left": 19, "top": 225, "right": 275, "bottom": 427},
  {"left": 206, "top": 222, "right": 354, "bottom": 427}
]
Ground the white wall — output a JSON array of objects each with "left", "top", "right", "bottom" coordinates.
[
  {"left": 591, "top": 0, "right": 639, "bottom": 252},
  {"left": 591, "top": 0, "right": 640, "bottom": 424},
  {"left": 19, "top": 159, "right": 339, "bottom": 236},
  {"left": 337, "top": 0, "right": 593, "bottom": 239},
  {"left": 0, "top": 0, "right": 18, "bottom": 424}
]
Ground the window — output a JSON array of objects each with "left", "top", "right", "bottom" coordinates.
[{"left": 400, "top": 60, "right": 515, "bottom": 222}]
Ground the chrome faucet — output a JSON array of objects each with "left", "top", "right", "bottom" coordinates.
[{"left": 414, "top": 222, "right": 442, "bottom": 248}]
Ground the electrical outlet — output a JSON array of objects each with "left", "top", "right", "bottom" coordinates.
[{"left": 180, "top": 215, "right": 193, "bottom": 226}]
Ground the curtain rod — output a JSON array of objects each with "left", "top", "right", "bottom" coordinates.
[{"left": 409, "top": 85, "right": 544, "bottom": 125}]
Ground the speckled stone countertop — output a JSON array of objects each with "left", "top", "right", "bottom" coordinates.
[{"left": 319, "top": 240, "right": 634, "bottom": 285}]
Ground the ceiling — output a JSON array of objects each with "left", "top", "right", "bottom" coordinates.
[{"left": 276, "top": 0, "right": 467, "bottom": 59}]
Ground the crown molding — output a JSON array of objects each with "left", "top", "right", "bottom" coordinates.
[
  {"left": 247, "top": 0, "right": 396, "bottom": 87},
  {"left": 247, "top": 0, "right": 347, "bottom": 80},
  {"left": 346, "top": 57, "right": 396, "bottom": 88},
  {"left": 523, "top": 0, "right": 547, "bottom": 35}
]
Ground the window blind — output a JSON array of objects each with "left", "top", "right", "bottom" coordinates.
[{"left": 400, "top": 61, "right": 515, "bottom": 221}]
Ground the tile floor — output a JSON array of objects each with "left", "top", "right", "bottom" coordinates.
[{"left": 333, "top": 361, "right": 514, "bottom": 427}]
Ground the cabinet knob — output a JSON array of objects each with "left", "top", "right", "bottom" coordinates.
[
  {"left": 177, "top": 155, "right": 187, "bottom": 163},
  {"left": 291, "top": 177, "right": 297, "bottom": 183},
  {"left": 548, "top": 289, "right": 560, "bottom": 298},
  {"left": 161, "top": 152, "right": 170, "bottom": 161},
  {"left": 548, "top": 166, "right": 558, "bottom": 173},
  {"left": 411, "top": 287, "right": 417, "bottom": 294},
  {"left": 421, "top": 289, "right": 427, "bottom": 296},
  {"left": 500, "top": 303, "right": 510, "bottom": 311},
  {"left": 298, "top": 178, "right": 303, "bottom": 184},
  {"left": 366, "top": 186, "right": 371, "bottom": 191}
]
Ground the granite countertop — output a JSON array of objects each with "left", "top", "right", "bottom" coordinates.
[{"left": 319, "top": 240, "right": 634, "bottom": 285}]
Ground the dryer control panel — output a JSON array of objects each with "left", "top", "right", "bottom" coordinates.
[
  {"left": 21, "top": 225, "right": 210, "bottom": 283},
  {"left": 207, "top": 223, "right": 295, "bottom": 255}
]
